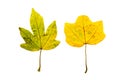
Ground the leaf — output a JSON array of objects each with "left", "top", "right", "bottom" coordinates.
[
  {"left": 64, "top": 15, "right": 105, "bottom": 73},
  {"left": 19, "top": 8, "right": 60, "bottom": 72}
]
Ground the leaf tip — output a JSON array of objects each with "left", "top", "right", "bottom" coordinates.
[
  {"left": 57, "top": 40, "right": 60, "bottom": 46},
  {"left": 53, "top": 20, "right": 56, "bottom": 23},
  {"left": 19, "top": 27, "right": 22, "bottom": 30},
  {"left": 52, "top": 20, "right": 56, "bottom": 25},
  {"left": 32, "top": 8, "right": 35, "bottom": 12}
]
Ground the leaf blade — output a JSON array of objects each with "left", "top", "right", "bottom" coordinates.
[
  {"left": 20, "top": 43, "right": 39, "bottom": 51},
  {"left": 87, "top": 21, "right": 105, "bottom": 44},
  {"left": 43, "top": 40, "right": 60, "bottom": 50},
  {"left": 64, "top": 15, "right": 105, "bottom": 46},
  {"left": 30, "top": 8, "right": 44, "bottom": 48},
  {"left": 64, "top": 23, "right": 84, "bottom": 47},
  {"left": 19, "top": 27, "right": 33, "bottom": 43},
  {"left": 42, "top": 21, "right": 60, "bottom": 50},
  {"left": 19, "top": 27, "right": 40, "bottom": 50}
]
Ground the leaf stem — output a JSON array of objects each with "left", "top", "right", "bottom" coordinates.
[
  {"left": 85, "top": 44, "right": 88, "bottom": 73},
  {"left": 38, "top": 49, "right": 42, "bottom": 72}
]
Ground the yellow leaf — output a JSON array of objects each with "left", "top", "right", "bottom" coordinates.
[
  {"left": 65, "top": 15, "right": 105, "bottom": 46},
  {"left": 64, "top": 15, "right": 105, "bottom": 73},
  {"left": 19, "top": 8, "right": 60, "bottom": 72}
]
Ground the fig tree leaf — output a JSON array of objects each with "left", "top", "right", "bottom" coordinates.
[
  {"left": 64, "top": 15, "right": 105, "bottom": 73},
  {"left": 19, "top": 8, "right": 60, "bottom": 72}
]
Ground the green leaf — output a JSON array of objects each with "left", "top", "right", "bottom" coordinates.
[
  {"left": 20, "top": 43, "right": 39, "bottom": 51},
  {"left": 19, "top": 8, "right": 60, "bottom": 72},
  {"left": 19, "top": 27, "right": 39, "bottom": 51}
]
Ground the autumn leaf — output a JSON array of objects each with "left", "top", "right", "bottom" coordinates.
[
  {"left": 64, "top": 15, "right": 105, "bottom": 73},
  {"left": 19, "top": 8, "right": 60, "bottom": 72}
]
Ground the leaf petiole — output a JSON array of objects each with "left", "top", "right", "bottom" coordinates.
[
  {"left": 38, "top": 49, "right": 42, "bottom": 72},
  {"left": 85, "top": 44, "right": 88, "bottom": 73}
]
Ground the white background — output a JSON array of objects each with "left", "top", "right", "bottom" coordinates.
[{"left": 0, "top": 0, "right": 120, "bottom": 80}]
